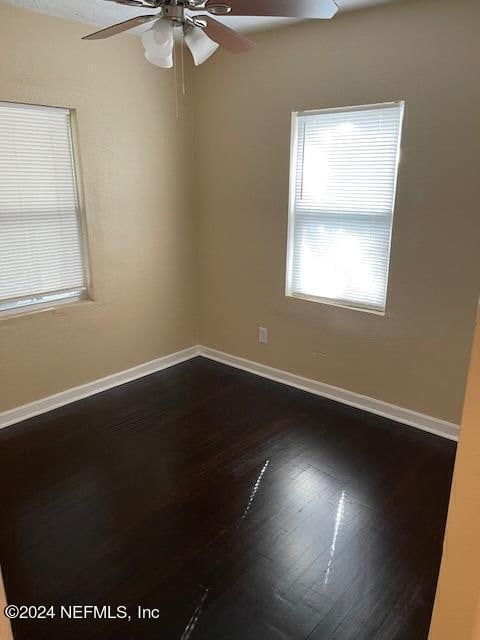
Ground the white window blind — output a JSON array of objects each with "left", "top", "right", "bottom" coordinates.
[
  {"left": 0, "top": 102, "right": 87, "bottom": 315},
  {"left": 286, "top": 102, "right": 404, "bottom": 312}
]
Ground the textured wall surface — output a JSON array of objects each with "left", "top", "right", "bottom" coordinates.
[
  {"left": 1, "top": 0, "right": 479, "bottom": 425},
  {"left": 0, "top": 2, "right": 198, "bottom": 412},
  {"left": 194, "top": 0, "right": 480, "bottom": 423}
]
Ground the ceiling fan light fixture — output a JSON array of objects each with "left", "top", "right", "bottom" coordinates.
[
  {"left": 141, "top": 18, "right": 174, "bottom": 60},
  {"left": 145, "top": 49, "right": 174, "bottom": 68},
  {"left": 83, "top": 0, "right": 339, "bottom": 66},
  {"left": 184, "top": 26, "right": 219, "bottom": 66}
]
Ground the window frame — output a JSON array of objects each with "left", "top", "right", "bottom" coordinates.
[
  {"left": 0, "top": 101, "right": 92, "bottom": 319},
  {"left": 285, "top": 101, "right": 405, "bottom": 315}
]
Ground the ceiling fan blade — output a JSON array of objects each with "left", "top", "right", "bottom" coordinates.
[
  {"left": 82, "top": 15, "right": 158, "bottom": 40},
  {"left": 197, "top": 16, "right": 256, "bottom": 54},
  {"left": 206, "top": 0, "right": 338, "bottom": 19},
  {"left": 104, "top": 0, "right": 159, "bottom": 6}
]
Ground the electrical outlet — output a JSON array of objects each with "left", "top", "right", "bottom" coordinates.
[{"left": 259, "top": 327, "right": 268, "bottom": 344}]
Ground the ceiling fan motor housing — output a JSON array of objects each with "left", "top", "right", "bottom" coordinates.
[
  {"left": 161, "top": 0, "right": 232, "bottom": 23},
  {"left": 162, "top": 2, "right": 186, "bottom": 23}
]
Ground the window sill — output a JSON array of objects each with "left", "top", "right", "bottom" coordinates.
[
  {"left": 0, "top": 297, "right": 94, "bottom": 323},
  {"left": 285, "top": 292, "right": 386, "bottom": 316}
]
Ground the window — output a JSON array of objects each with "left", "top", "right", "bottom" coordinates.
[
  {"left": 286, "top": 102, "right": 404, "bottom": 313},
  {"left": 0, "top": 102, "right": 88, "bottom": 316}
]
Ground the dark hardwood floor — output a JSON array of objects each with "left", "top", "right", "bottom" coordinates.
[{"left": 0, "top": 357, "right": 456, "bottom": 640}]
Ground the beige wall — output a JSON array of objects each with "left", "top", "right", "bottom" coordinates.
[
  {"left": 194, "top": 0, "right": 480, "bottom": 424},
  {"left": 0, "top": 3, "right": 198, "bottom": 412},
  {"left": 1, "top": 0, "right": 479, "bottom": 426},
  {"left": 429, "top": 307, "right": 480, "bottom": 639}
]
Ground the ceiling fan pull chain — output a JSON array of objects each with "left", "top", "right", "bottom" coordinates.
[
  {"left": 181, "top": 30, "right": 186, "bottom": 96},
  {"left": 173, "top": 27, "right": 185, "bottom": 119},
  {"left": 173, "top": 31, "right": 180, "bottom": 119}
]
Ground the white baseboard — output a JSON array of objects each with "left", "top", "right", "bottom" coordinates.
[
  {"left": 197, "top": 347, "right": 460, "bottom": 441},
  {"left": 0, "top": 344, "right": 460, "bottom": 441},
  {"left": 0, "top": 346, "right": 200, "bottom": 431}
]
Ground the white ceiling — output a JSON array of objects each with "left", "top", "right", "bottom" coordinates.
[{"left": 4, "top": 0, "right": 400, "bottom": 34}]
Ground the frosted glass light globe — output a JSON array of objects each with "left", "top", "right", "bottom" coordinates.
[
  {"left": 145, "top": 49, "right": 174, "bottom": 69},
  {"left": 141, "top": 19, "right": 174, "bottom": 60},
  {"left": 184, "top": 27, "right": 219, "bottom": 66}
]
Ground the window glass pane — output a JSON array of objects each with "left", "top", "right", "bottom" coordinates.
[
  {"left": 0, "top": 102, "right": 87, "bottom": 314},
  {"left": 287, "top": 102, "right": 404, "bottom": 312},
  {"left": 292, "top": 213, "right": 391, "bottom": 309}
]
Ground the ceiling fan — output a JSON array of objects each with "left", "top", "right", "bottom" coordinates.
[{"left": 83, "top": 0, "right": 338, "bottom": 68}]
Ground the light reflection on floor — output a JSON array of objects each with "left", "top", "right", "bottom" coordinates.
[
  {"left": 180, "top": 586, "right": 210, "bottom": 640},
  {"left": 238, "top": 459, "right": 270, "bottom": 524},
  {"left": 323, "top": 489, "right": 347, "bottom": 590}
]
